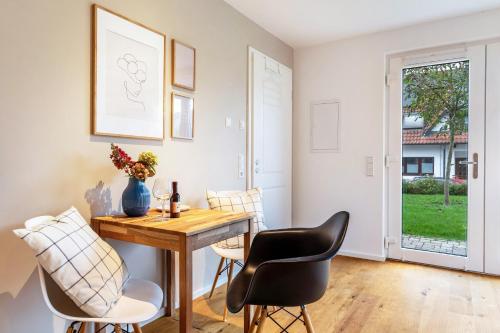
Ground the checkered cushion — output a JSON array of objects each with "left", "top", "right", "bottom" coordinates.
[
  {"left": 13, "top": 207, "right": 129, "bottom": 317},
  {"left": 206, "top": 188, "right": 267, "bottom": 249}
]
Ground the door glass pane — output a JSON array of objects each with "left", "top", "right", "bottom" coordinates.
[{"left": 401, "top": 60, "right": 469, "bottom": 257}]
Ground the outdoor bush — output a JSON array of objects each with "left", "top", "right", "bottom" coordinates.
[
  {"left": 403, "top": 177, "right": 467, "bottom": 196},
  {"left": 409, "top": 177, "right": 443, "bottom": 194},
  {"left": 449, "top": 183, "right": 467, "bottom": 196},
  {"left": 402, "top": 179, "right": 410, "bottom": 193}
]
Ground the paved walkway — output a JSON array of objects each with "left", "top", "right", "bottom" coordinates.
[{"left": 402, "top": 235, "right": 467, "bottom": 256}]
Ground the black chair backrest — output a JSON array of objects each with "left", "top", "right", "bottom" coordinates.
[{"left": 311, "top": 211, "right": 349, "bottom": 261}]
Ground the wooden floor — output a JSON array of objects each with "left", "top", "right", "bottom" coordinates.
[{"left": 143, "top": 256, "right": 500, "bottom": 333}]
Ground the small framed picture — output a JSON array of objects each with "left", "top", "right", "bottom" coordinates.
[
  {"left": 171, "top": 93, "right": 194, "bottom": 139},
  {"left": 92, "top": 5, "right": 166, "bottom": 140},
  {"left": 172, "top": 39, "right": 196, "bottom": 91}
]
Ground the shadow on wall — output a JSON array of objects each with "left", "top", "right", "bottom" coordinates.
[
  {"left": 0, "top": 269, "right": 65, "bottom": 333},
  {"left": 85, "top": 180, "right": 121, "bottom": 217}
]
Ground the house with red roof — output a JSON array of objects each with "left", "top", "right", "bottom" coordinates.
[{"left": 402, "top": 113, "right": 468, "bottom": 180}]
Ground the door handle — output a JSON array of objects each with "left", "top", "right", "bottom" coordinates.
[{"left": 459, "top": 153, "right": 478, "bottom": 179}]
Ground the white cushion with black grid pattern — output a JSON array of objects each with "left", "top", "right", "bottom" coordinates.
[
  {"left": 13, "top": 207, "right": 129, "bottom": 317},
  {"left": 206, "top": 188, "right": 267, "bottom": 249}
]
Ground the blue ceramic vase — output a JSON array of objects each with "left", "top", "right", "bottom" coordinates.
[{"left": 122, "top": 178, "right": 151, "bottom": 217}]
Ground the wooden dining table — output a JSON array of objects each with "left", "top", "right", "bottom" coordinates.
[{"left": 91, "top": 208, "right": 255, "bottom": 333}]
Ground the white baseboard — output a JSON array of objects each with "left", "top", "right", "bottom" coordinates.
[{"left": 338, "top": 249, "right": 386, "bottom": 262}]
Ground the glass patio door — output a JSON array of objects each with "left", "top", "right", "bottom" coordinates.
[{"left": 387, "top": 45, "right": 485, "bottom": 272}]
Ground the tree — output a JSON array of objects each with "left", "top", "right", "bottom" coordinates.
[{"left": 403, "top": 61, "right": 469, "bottom": 206}]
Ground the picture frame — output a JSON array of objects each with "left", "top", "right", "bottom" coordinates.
[
  {"left": 92, "top": 4, "right": 166, "bottom": 140},
  {"left": 171, "top": 92, "right": 194, "bottom": 140},
  {"left": 172, "top": 39, "right": 196, "bottom": 91}
]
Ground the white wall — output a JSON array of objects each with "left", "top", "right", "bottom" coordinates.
[
  {"left": 292, "top": 8, "right": 500, "bottom": 260},
  {"left": 0, "top": 1, "right": 292, "bottom": 332}
]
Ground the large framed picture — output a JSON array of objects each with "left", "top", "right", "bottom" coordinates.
[
  {"left": 172, "top": 39, "right": 196, "bottom": 91},
  {"left": 92, "top": 5, "right": 166, "bottom": 140},
  {"left": 171, "top": 93, "right": 194, "bottom": 140}
]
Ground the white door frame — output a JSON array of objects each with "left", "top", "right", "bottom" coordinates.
[{"left": 386, "top": 44, "right": 486, "bottom": 272}]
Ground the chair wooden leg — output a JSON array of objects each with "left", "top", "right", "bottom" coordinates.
[
  {"left": 255, "top": 306, "right": 268, "bottom": 333},
  {"left": 78, "top": 322, "right": 87, "bottom": 333},
  {"left": 93, "top": 323, "right": 101, "bottom": 333},
  {"left": 132, "top": 323, "right": 142, "bottom": 333},
  {"left": 114, "top": 324, "right": 122, "bottom": 333},
  {"left": 249, "top": 305, "right": 262, "bottom": 333},
  {"left": 223, "top": 259, "right": 235, "bottom": 321},
  {"left": 209, "top": 257, "right": 225, "bottom": 298},
  {"left": 301, "top": 305, "right": 315, "bottom": 333}
]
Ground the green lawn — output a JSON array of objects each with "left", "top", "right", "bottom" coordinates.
[{"left": 402, "top": 194, "right": 467, "bottom": 241}]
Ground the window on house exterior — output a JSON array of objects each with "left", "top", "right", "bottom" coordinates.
[
  {"left": 402, "top": 113, "right": 424, "bottom": 129},
  {"left": 403, "top": 157, "right": 434, "bottom": 176},
  {"left": 455, "top": 157, "right": 468, "bottom": 180}
]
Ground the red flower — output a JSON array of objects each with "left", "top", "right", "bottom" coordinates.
[{"left": 110, "top": 144, "right": 133, "bottom": 170}]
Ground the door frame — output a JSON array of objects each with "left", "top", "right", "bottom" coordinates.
[{"left": 385, "top": 44, "right": 486, "bottom": 272}]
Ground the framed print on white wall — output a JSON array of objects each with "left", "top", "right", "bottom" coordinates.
[
  {"left": 172, "top": 39, "right": 196, "bottom": 91},
  {"left": 171, "top": 93, "right": 194, "bottom": 140},
  {"left": 92, "top": 4, "right": 166, "bottom": 140}
]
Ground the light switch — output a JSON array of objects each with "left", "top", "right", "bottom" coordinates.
[
  {"left": 238, "top": 153, "right": 245, "bottom": 178},
  {"left": 225, "top": 117, "right": 232, "bottom": 128},
  {"left": 366, "top": 156, "right": 374, "bottom": 177}
]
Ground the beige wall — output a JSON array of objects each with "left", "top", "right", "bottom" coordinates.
[{"left": 0, "top": 0, "right": 292, "bottom": 331}]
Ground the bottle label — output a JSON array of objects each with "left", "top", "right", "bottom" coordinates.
[{"left": 172, "top": 202, "right": 180, "bottom": 213}]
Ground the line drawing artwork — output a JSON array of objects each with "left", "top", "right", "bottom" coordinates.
[{"left": 117, "top": 53, "right": 147, "bottom": 111}]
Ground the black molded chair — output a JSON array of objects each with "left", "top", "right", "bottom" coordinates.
[{"left": 226, "top": 211, "right": 349, "bottom": 333}]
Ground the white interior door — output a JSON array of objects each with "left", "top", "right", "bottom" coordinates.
[
  {"left": 387, "top": 45, "right": 486, "bottom": 272},
  {"left": 248, "top": 47, "right": 292, "bottom": 230}
]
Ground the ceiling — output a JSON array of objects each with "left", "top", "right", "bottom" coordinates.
[{"left": 224, "top": 0, "right": 500, "bottom": 48}]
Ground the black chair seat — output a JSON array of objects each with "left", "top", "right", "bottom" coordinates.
[{"left": 227, "top": 211, "right": 349, "bottom": 314}]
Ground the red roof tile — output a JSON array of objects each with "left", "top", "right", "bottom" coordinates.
[{"left": 403, "top": 129, "right": 468, "bottom": 145}]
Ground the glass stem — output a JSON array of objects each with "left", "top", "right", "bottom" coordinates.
[{"left": 162, "top": 201, "right": 166, "bottom": 218}]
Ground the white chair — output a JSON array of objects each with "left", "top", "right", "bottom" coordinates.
[
  {"left": 27, "top": 216, "right": 163, "bottom": 333},
  {"left": 206, "top": 188, "right": 267, "bottom": 321},
  {"left": 208, "top": 245, "right": 244, "bottom": 321}
]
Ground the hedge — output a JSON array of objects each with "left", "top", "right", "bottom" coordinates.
[{"left": 402, "top": 177, "right": 467, "bottom": 196}]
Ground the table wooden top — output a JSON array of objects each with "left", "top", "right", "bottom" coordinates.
[{"left": 91, "top": 208, "right": 254, "bottom": 236}]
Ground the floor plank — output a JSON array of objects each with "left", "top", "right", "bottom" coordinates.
[{"left": 143, "top": 256, "right": 500, "bottom": 333}]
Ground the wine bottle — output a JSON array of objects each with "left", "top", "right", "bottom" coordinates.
[{"left": 170, "top": 181, "right": 181, "bottom": 218}]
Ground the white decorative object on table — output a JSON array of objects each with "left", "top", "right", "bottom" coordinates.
[{"left": 155, "top": 204, "right": 190, "bottom": 212}]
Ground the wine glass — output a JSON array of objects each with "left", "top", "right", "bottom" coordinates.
[{"left": 152, "top": 178, "right": 172, "bottom": 220}]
